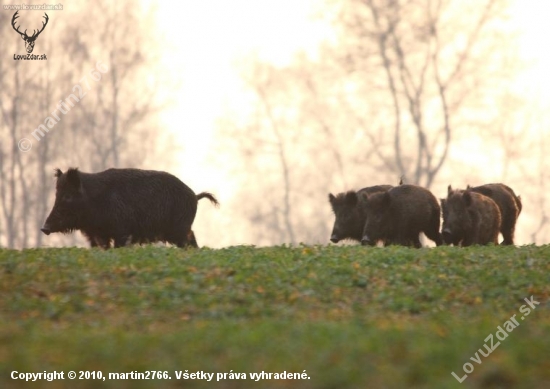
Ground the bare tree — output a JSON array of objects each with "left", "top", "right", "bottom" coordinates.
[
  {"left": 254, "top": 80, "right": 296, "bottom": 244},
  {"left": 0, "top": 0, "right": 168, "bottom": 248},
  {"left": 332, "top": 0, "right": 515, "bottom": 187},
  {"left": 217, "top": 0, "right": 519, "bottom": 245}
]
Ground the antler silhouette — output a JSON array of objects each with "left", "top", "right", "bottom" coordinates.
[
  {"left": 11, "top": 11, "right": 49, "bottom": 53},
  {"left": 33, "top": 12, "right": 49, "bottom": 40},
  {"left": 11, "top": 11, "right": 26, "bottom": 38}
]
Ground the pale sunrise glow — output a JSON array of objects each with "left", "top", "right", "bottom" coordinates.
[
  {"left": 146, "top": 0, "right": 332, "bottom": 246},
  {"left": 140, "top": 0, "right": 550, "bottom": 247}
]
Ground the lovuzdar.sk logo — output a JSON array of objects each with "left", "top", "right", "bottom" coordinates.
[{"left": 12, "top": 11, "right": 48, "bottom": 60}]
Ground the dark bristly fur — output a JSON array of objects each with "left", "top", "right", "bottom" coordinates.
[
  {"left": 328, "top": 185, "right": 393, "bottom": 243},
  {"left": 361, "top": 184, "right": 443, "bottom": 248},
  {"left": 442, "top": 187, "right": 501, "bottom": 246},
  {"left": 466, "top": 183, "right": 521, "bottom": 245},
  {"left": 41, "top": 168, "right": 219, "bottom": 249}
]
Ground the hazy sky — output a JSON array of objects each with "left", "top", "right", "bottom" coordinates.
[
  {"left": 144, "top": 0, "right": 549, "bottom": 246},
  {"left": 148, "top": 0, "right": 549, "bottom": 176},
  {"left": 147, "top": 0, "right": 329, "bottom": 182},
  {"left": 143, "top": 0, "right": 332, "bottom": 246}
]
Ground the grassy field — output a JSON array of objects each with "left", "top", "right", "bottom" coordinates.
[{"left": 1, "top": 244, "right": 549, "bottom": 388}]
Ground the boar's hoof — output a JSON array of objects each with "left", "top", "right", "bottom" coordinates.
[{"left": 41, "top": 227, "right": 51, "bottom": 235}]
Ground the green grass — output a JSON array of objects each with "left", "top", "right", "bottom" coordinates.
[{"left": 1, "top": 245, "right": 550, "bottom": 388}]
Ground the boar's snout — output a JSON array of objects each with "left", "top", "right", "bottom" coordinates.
[
  {"left": 41, "top": 226, "right": 51, "bottom": 235},
  {"left": 330, "top": 234, "right": 340, "bottom": 243}
]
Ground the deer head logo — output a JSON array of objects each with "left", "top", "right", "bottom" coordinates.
[{"left": 11, "top": 11, "right": 49, "bottom": 54}]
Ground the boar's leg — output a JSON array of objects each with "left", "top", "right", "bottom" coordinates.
[
  {"left": 186, "top": 230, "right": 198, "bottom": 248},
  {"left": 499, "top": 195, "right": 518, "bottom": 245},
  {"left": 170, "top": 231, "right": 198, "bottom": 249},
  {"left": 392, "top": 225, "right": 421, "bottom": 247},
  {"left": 390, "top": 233, "right": 418, "bottom": 248},
  {"left": 401, "top": 234, "right": 421, "bottom": 248},
  {"left": 82, "top": 231, "right": 96, "bottom": 247},
  {"left": 94, "top": 236, "right": 111, "bottom": 249},
  {"left": 382, "top": 238, "right": 394, "bottom": 246},
  {"left": 469, "top": 213, "right": 483, "bottom": 246},
  {"left": 82, "top": 231, "right": 111, "bottom": 249},
  {"left": 461, "top": 230, "right": 476, "bottom": 246},
  {"left": 87, "top": 236, "right": 99, "bottom": 248},
  {"left": 113, "top": 234, "right": 133, "bottom": 248},
  {"left": 425, "top": 208, "right": 443, "bottom": 246},
  {"left": 425, "top": 228, "right": 443, "bottom": 246},
  {"left": 500, "top": 222, "right": 515, "bottom": 245},
  {"left": 164, "top": 233, "right": 193, "bottom": 248},
  {"left": 432, "top": 233, "right": 443, "bottom": 246}
]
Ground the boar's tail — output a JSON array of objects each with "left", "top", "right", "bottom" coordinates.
[
  {"left": 197, "top": 192, "right": 220, "bottom": 207},
  {"left": 515, "top": 195, "right": 522, "bottom": 215}
]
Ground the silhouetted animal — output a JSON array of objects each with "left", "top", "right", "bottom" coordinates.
[
  {"left": 41, "top": 168, "right": 218, "bottom": 248},
  {"left": 441, "top": 186, "right": 501, "bottom": 246},
  {"left": 328, "top": 185, "right": 393, "bottom": 243},
  {"left": 361, "top": 184, "right": 442, "bottom": 248},
  {"left": 466, "top": 183, "right": 521, "bottom": 245}
]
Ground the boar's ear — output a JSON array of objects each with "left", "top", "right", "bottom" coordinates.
[
  {"left": 328, "top": 193, "right": 336, "bottom": 204},
  {"left": 66, "top": 168, "right": 82, "bottom": 191},
  {"left": 344, "top": 191, "right": 358, "bottom": 206},
  {"left": 466, "top": 184, "right": 471, "bottom": 189},
  {"left": 54, "top": 168, "right": 63, "bottom": 178},
  {"left": 463, "top": 190, "right": 473, "bottom": 206},
  {"left": 447, "top": 185, "right": 453, "bottom": 195}
]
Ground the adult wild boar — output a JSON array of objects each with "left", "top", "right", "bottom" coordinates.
[
  {"left": 41, "top": 168, "right": 218, "bottom": 248},
  {"left": 328, "top": 185, "right": 393, "bottom": 243},
  {"left": 441, "top": 187, "right": 501, "bottom": 246},
  {"left": 466, "top": 183, "right": 522, "bottom": 245},
  {"left": 361, "top": 184, "right": 442, "bottom": 248}
]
